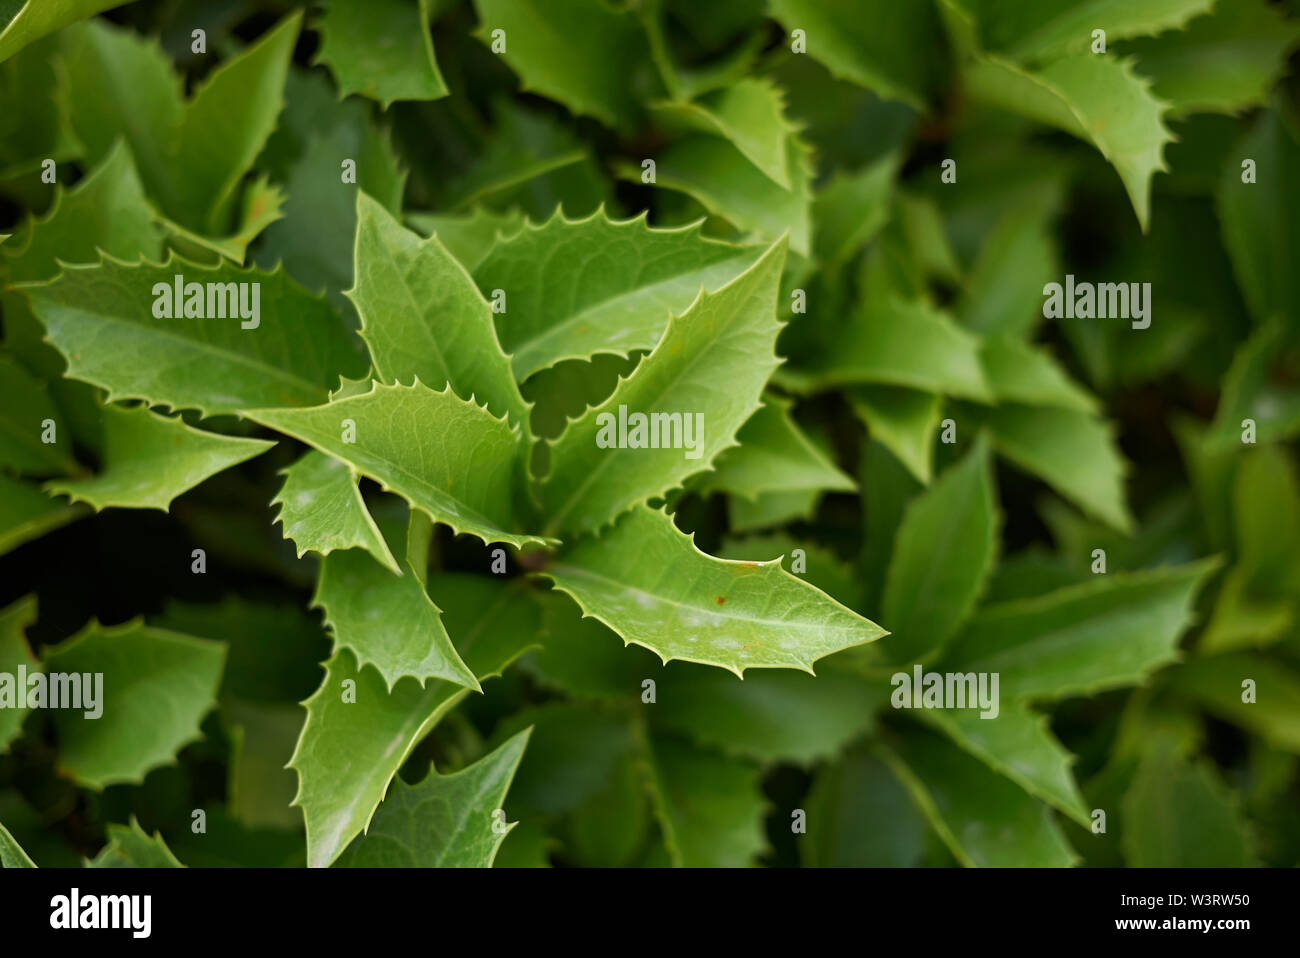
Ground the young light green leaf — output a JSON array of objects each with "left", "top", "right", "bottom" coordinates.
[
  {"left": 87, "top": 819, "right": 185, "bottom": 868},
  {"left": 349, "top": 192, "right": 530, "bottom": 432},
  {"left": 246, "top": 381, "right": 549, "bottom": 549},
  {"left": 0, "top": 474, "right": 86, "bottom": 557},
  {"left": 0, "top": 595, "right": 39, "bottom": 750},
  {"left": 880, "top": 725, "right": 1078, "bottom": 867},
  {"left": 1123, "top": 0, "right": 1300, "bottom": 116},
  {"left": 315, "top": 0, "right": 448, "bottom": 106},
  {"left": 545, "top": 505, "right": 886, "bottom": 675},
  {"left": 916, "top": 702, "right": 1090, "bottom": 826},
  {"left": 0, "top": 353, "right": 79, "bottom": 476},
  {"left": 45, "top": 404, "right": 273, "bottom": 512},
  {"left": 42, "top": 619, "right": 226, "bottom": 789},
  {"left": 717, "top": 533, "right": 859, "bottom": 609},
  {"left": 472, "top": 208, "right": 762, "bottom": 380},
  {"left": 471, "top": 0, "right": 649, "bottom": 129},
  {"left": 879, "top": 439, "right": 998, "bottom": 663},
  {"left": 966, "top": 54, "right": 1172, "bottom": 231},
  {"left": 698, "top": 396, "right": 856, "bottom": 500},
  {"left": 290, "top": 575, "right": 540, "bottom": 867},
  {"left": 940, "top": 560, "right": 1219, "bottom": 700},
  {"left": 22, "top": 254, "right": 367, "bottom": 417},
  {"left": 335, "top": 728, "right": 531, "bottom": 867},
  {"left": 272, "top": 450, "right": 399, "bottom": 574},
  {"left": 541, "top": 239, "right": 786, "bottom": 534},
  {"left": 767, "top": 0, "right": 946, "bottom": 109},
  {"left": 408, "top": 207, "right": 525, "bottom": 272},
  {"left": 639, "top": 734, "right": 767, "bottom": 867},
  {"left": 0, "top": 0, "right": 129, "bottom": 64},
  {"left": 848, "top": 386, "right": 942, "bottom": 485},
  {"left": 0, "top": 819, "right": 35, "bottom": 867}
]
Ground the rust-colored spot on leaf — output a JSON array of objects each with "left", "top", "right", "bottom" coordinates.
[{"left": 715, "top": 595, "right": 726, "bottom": 605}]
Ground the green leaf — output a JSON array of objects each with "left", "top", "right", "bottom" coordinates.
[
  {"left": 1168, "top": 653, "right": 1300, "bottom": 753},
  {"left": 0, "top": 0, "right": 129, "bottom": 65},
  {"left": 849, "top": 386, "right": 942, "bottom": 485},
  {"left": 717, "top": 533, "right": 859, "bottom": 609},
  {"left": 1217, "top": 109, "right": 1300, "bottom": 327},
  {"left": 522, "top": 593, "right": 659, "bottom": 701},
  {"left": 314, "top": 545, "right": 478, "bottom": 690},
  {"left": 472, "top": 208, "right": 762, "bottom": 381},
  {"left": 980, "top": 335, "right": 1099, "bottom": 413},
  {"left": 22, "top": 254, "right": 367, "bottom": 417},
  {"left": 627, "top": 136, "right": 812, "bottom": 255},
  {"left": 546, "top": 505, "right": 886, "bottom": 675},
  {"left": 408, "top": 207, "right": 525, "bottom": 272},
  {"left": 966, "top": 53, "right": 1172, "bottom": 231},
  {"left": 650, "top": 78, "right": 796, "bottom": 188},
  {"left": 223, "top": 700, "right": 303, "bottom": 829},
  {"left": 335, "top": 728, "right": 531, "bottom": 867},
  {"left": 1123, "top": 0, "right": 1300, "bottom": 116},
  {"left": 640, "top": 734, "right": 767, "bottom": 867},
  {"left": 349, "top": 192, "right": 530, "bottom": 433},
  {"left": 698, "top": 396, "right": 856, "bottom": 500},
  {"left": 878, "top": 439, "right": 998, "bottom": 663},
  {"left": 289, "top": 575, "right": 539, "bottom": 867},
  {"left": 41, "top": 619, "right": 226, "bottom": 789},
  {"left": 812, "top": 154, "right": 899, "bottom": 268},
  {"left": 45, "top": 403, "right": 273, "bottom": 511},
  {"left": 246, "top": 381, "right": 549, "bottom": 549},
  {"left": 315, "top": 0, "right": 448, "bottom": 106},
  {"left": 272, "top": 450, "right": 399, "bottom": 574},
  {"left": 957, "top": 195, "right": 1061, "bottom": 337},
  {"left": 0, "top": 819, "right": 35, "bottom": 867},
  {"left": 961, "top": 402, "right": 1133, "bottom": 532},
  {"left": 0, "top": 595, "right": 39, "bottom": 750},
  {"left": 540, "top": 239, "right": 785, "bottom": 534},
  {"left": 728, "top": 487, "right": 821, "bottom": 533},
  {"left": 954, "top": 0, "right": 1215, "bottom": 60},
  {"left": 1207, "top": 322, "right": 1300, "bottom": 450},
  {"left": 0, "top": 353, "right": 79, "bottom": 476},
  {"left": 1121, "top": 747, "right": 1256, "bottom": 866},
  {"left": 940, "top": 560, "right": 1219, "bottom": 701},
  {"left": 802, "top": 746, "right": 927, "bottom": 867},
  {"left": 470, "top": 0, "right": 650, "bottom": 129},
  {"left": 767, "top": 0, "right": 947, "bottom": 109},
  {"left": 880, "top": 725, "right": 1078, "bottom": 867},
  {"left": 651, "top": 664, "right": 885, "bottom": 765},
  {"left": 87, "top": 818, "right": 185, "bottom": 868},
  {"left": 917, "top": 701, "right": 1090, "bottom": 825}
]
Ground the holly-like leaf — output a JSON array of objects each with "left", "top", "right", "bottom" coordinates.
[
  {"left": 86, "top": 818, "right": 185, "bottom": 868},
  {"left": 41, "top": 619, "right": 226, "bottom": 789},
  {"left": 939, "top": 560, "right": 1219, "bottom": 701},
  {"left": 1123, "top": 0, "right": 1300, "bottom": 116},
  {"left": 471, "top": 0, "right": 650, "bottom": 129},
  {"left": 916, "top": 702, "right": 1089, "bottom": 825},
  {"left": 472, "top": 208, "right": 762, "bottom": 381},
  {"left": 0, "top": 474, "right": 86, "bottom": 557},
  {"left": 717, "top": 533, "right": 859, "bottom": 609},
  {"left": 881, "top": 725, "right": 1078, "bottom": 867},
  {"left": 540, "top": 239, "right": 785, "bottom": 535},
  {"left": 640, "top": 734, "right": 767, "bottom": 867},
  {"left": 0, "top": 0, "right": 130, "bottom": 65},
  {"left": 812, "top": 153, "right": 899, "bottom": 268},
  {"left": 698, "top": 396, "right": 856, "bottom": 501},
  {"left": 408, "top": 208, "right": 525, "bottom": 272},
  {"left": 272, "top": 450, "right": 399, "bottom": 574},
  {"left": 289, "top": 575, "right": 540, "bottom": 868},
  {"left": 545, "top": 505, "right": 886, "bottom": 675},
  {"left": 966, "top": 54, "right": 1172, "bottom": 230},
  {"left": 22, "top": 254, "right": 367, "bottom": 417},
  {"left": 0, "top": 595, "right": 39, "bottom": 750},
  {"left": 335, "top": 728, "right": 531, "bottom": 867},
  {"left": 45, "top": 403, "right": 273, "bottom": 511},
  {"left": 767, "top": 0, "right": 947, "bottom": 109},
  {"left": 0, "top": 353, "right": 79, "bottom": 476},
  {"left": 315, "top": 0, "right": 447, "bottom": 106},
  {"left": 246, "top": 381, "right": 550, "bottom": 549},
  {"left": 849, "top": 386, "right": 942, "bottom": 485},
  {"left": 980, "top": 335, "right": 1098, "bottom": 413},
  {"left": 0, "top": 819, "right": 35, "bottom": 867},
  {"left": 878, "top": 439, "right": 998, "bottom": 663},
  {"left": 349, "top": 192, "right": 530, "bottom": 432},
  {"left": 1168, "top": 653, "right": 1300, "bottom": 753}
]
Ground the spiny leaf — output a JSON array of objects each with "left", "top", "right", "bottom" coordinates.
[
  {"left": 22, "top": 253, "right": 368, "bottom": 417},
  {"left": 848, "top": 386, "right": 942, "bottom": 485},
  {"left": 0, "top": 819, "right": 35, "bottom": 867},
  {"left": 272, "top": 450, "right": 399, "bottom": 574},
  {"left": 472, "top": 207, "right": 763, "bottom": 381},
  {"left": 290, "top": 575, "right": 540, "bottom": 867},
  {"left": 545, "top": 505, "right": 886, "bottom": 676},
  {"left": 87, "top": 818, "right": 184, "bottom": 868},
  {"left": 0, "top": 0, "right": 130, "bottom": 65},
  {"left": 45, "top": 403, "right": 274, "bottom": 512},
  {"left": 939, "top": 560, "right": 1220, "bottom": 701},
  {"left": 245, "top": 381, "right": 550, "bottom": 549},
  {"left": 966, "top": 53, "right": 1172, "bottom": 231},
  {"left": 41, "top": 619, "right": 226, "bottom": 789},
  {"left": 0, "top": 353, "right": 79, "bottom": 476},
  {"left": 541, "top": 238, "right": 786, "bottom": 535},
  {"left": 980, "top": 334, "right": 1099, "bottom": 413},
  {"left": 717, "top": 533, "right": 859, "bottom": 608},
  {"left": 0, "top": 473, "right": 86, "bottom": 557},
  {"left": 334, "top": 728, "right": 531, "bottom": 867},
  {"left": 812, "top": 153, "right": 899, "bottom": 268},
  {"left": 315, "top": 0, "right": 448, "bottom": 106},
  {"left": 0, "top": 595, "right": 39, "bottom": 750},
  {"left": 408, "top": 207, "right": 526, "bottom": 272},
  {"left": 349, "top": 191, "right": 530, "bottom": 433}
]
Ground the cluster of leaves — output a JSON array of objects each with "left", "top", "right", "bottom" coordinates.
[{"left": 1, "top": 0, "right": 1299, "bottom": 868}]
